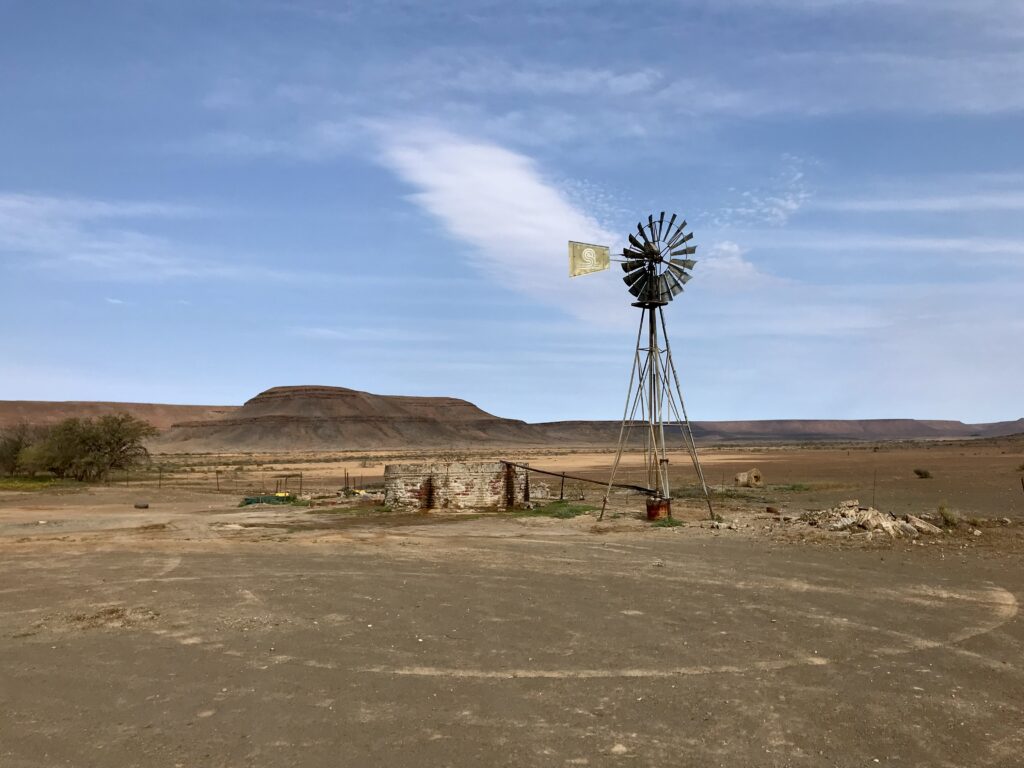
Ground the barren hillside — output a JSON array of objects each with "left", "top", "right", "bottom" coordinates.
[
  {"left": 6, "top": 387, "right": 1021, "bottom": 451},
  {"left": 157, "top": 385, "right": 538, "bottom": 451},
  {"left": 0, "top": 400, "right": 236, "bottom": 431}
]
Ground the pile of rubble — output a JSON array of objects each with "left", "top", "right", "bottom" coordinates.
[{"left": 799, "top": 499, "right": 943, "bottom": 538}]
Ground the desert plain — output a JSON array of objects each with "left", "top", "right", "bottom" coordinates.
[{"left": 2, "top": 437, "right": 1023, "bottom": 767}]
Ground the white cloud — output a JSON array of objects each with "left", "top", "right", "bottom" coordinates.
[
  {"left": 700, "top": 241, "right": 776, "bottom": 286},
  {"left": 812, "top": 191, "right": 1024, "bottom": 213},
  {"left": 376, "top": 127, "right": 627, "bottom": 323},
  {"left": 292, "top": 326, "right": 448, "bottom": 343},
  {"left": 184, "top": 119, "right": 362, "bottom": 160},
  {"left": 0, "top": 192, "right": 296, "bottom": 283},
  {"left": 392, "top": 55, "right": 664, "bottom": 98},
  {"left": 706, "top": 155, "right": 811, "bottom": 228},
  {"left": 763, "top": 231, "right": 1024, "bottom": 261}
]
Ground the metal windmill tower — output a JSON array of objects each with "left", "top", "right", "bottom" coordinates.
[{"left": 569, "top": 213, "right": 715, "bottom": 521}]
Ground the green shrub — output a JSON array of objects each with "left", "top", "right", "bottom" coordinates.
[
  {"left": 938, "top": 503, "right": 959, "bottom": 527},
  {"left": 913, "top": 468, "right": 932, "bottom": 479},
  {"left": 9, "top": 415, "right": 157, "bottom": 482},
  {"left": 521, "top": 500, "right": 596, "bottom": 519},
  {"left": 772, "top": 483, "right": 811, "bottom": 492}
]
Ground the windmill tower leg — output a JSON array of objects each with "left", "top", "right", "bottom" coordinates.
[
  {"left": 658, "top": 306, "right": 717, "bottom": 521},
  {"left": 600, "top": 309, "right": 649, "bottom": 521},
  {"left": 645, "top": 302, "right": 673, "bottom": 520}
]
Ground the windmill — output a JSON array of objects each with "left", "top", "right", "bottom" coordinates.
[{"left": 569, "top": 213, "right": 715, "bottom": 521}]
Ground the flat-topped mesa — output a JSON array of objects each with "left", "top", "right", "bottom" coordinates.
[
  {"left": 158, "top": 385, "right": 536, "bottom": 451},
  {"left": 240, "top": 385, "right": 506, "bottom": 423}
]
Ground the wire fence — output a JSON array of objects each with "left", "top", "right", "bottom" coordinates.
[{"left": 99, "top": 467, "right": 385, "bottom": 496}]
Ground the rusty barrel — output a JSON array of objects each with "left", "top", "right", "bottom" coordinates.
[{"left": 646, "top": 496, "right": 671, "bottom": 521}]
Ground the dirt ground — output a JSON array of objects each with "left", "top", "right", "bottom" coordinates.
[
  {"left": 1, "top": 463, "right": 1023, "bottom": 767},
  {"left": 151, "top": 437, "right": 1024, "bottom": 521}
]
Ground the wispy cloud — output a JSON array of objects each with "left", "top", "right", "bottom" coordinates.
[
  {"left": 706, "top": 155, "right": 812, "bottom": 228},
  {"left": 184, "top": 121, "right": 362, "bottom": 160},
  {"left": 812, "top": 191, "right": 1024, "bottom": 213},
  {"left": 0, "top": 192, "right": 296, "bottom": 282},
  {"left": 375, "top": 126, "right": 626, "bottom": 323},
  {"left": 292, "top": 326, "right": 448, "bottom": 343},
  {"left": 700, "top": 241, "right": 778, "bottom": 287},
  {"left": 379, "top": 53, "right": 665, "bottom": 98},
  {"left": 765, "top": 231, "right": 1024, "bottom": 260}
]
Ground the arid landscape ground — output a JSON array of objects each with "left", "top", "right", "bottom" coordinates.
[{"left": 2, "top": 435, "right": 1023, "bottom": 767}]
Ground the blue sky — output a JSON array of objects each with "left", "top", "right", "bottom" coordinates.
[{"left": 1, "top": 0, "right": 1022, "bottom": 422}]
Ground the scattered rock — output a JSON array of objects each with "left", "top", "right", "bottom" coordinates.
[
  {"left": 1000, "top": 517, "right": 1011, "bottom": 526},
  {"left": 134, "top": 502, "right": 149, "bottom": 510},
  {"left": 766, "top": 506, "right": 779, "bottom": 515},
  {"left": 906, "top": 514, "right": 942, "bottom": 535},
  {"left": 972, "top": 529, "right": 982, "bottom": 537},
  {"left": 610, "top": 744, "right": 629, "bottom": 755},
  {"left": 897, "top": 521, "right": 919, "bottom": 538},
  {"left": 800, "top": 500, "right": 932, "bottom": 539},
  {"left": 734, "top": 468, "right": 764, "bottom": 488},
  {"left": 828, "top": 515, "right": 858, "bottom": 532}
]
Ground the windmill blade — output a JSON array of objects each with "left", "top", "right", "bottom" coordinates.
[
  {"left": 622, "top": 246, "right": 647, "bottom": 259},
  {"left": 664, "top": 219, "right": 689, "bottom": 249},
  {"left": 636, "top": 222, "right": 652, "bottom": 248},
  {"left": 627, "top": 234, "right": 646, "bottom": 251},
  {"left": 666, "top": 263, "right": 693, "bottom": 283},
  {"left": 667, "top": 268, "right": 692, "bottom": 286},
  {"left": 655, "top": 274, "right": 672, "bottom": 302},
  {"left": 621, "top": 259, "right": 647, "bottom": 272},
  {"left": 664, "top": 213, "right": 677, "bottom": 242},
  {"left": 623, "top": 269, "right": 648, "bottom": 288},
  {"left": 669, "top": 245, "right": 697, "bottom": 257},
  {"left": 665, "top": 275, "right": 681, "bottom": 300},
  {"left": 666, "top": 230, "right": 694, "bottom": 251},
  {"left": 649, "top": 278, "right": 666, "bottom": 303},
  {"left": 647, "top": 215, "right": 657, "bottom": 243},
  {"left": 670, "top": 258, "right": 697, "bottom": 271},
  {"left": 627, "top": 275, "right": 650, "bottom": 298},
  {"left": 656, "top": 211, "right": 665, "bottom": 242},
  {"left": 664, "top": 270, "right": 686, "bottom": 297}
]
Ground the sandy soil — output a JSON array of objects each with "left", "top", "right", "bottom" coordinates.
[{"left": 1, "top": 478, "right": 1023, "bottom": 767}]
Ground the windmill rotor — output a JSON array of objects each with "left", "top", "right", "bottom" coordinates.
[{"left": 619, "top": 212, "right": 698, "bottom": 308}]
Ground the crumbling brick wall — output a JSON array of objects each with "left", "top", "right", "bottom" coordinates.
[{"left": 383, "top": 461, "right": 528, "bottom": 510}]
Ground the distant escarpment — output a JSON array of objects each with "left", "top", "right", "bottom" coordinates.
[
  {"left": 7, "top": 386, "right": 1021, "bottom": 452},
  {"left": 0, "top": 400, "right": 234, "bottom": 431}
]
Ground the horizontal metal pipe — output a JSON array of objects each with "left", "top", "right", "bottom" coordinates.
[{"left": 499, "top": 461, "right": 654, "bottom": 495}]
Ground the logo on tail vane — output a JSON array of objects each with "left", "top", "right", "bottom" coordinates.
[{"left": 568, "top": 241, "right": 610, "bottom": 277}]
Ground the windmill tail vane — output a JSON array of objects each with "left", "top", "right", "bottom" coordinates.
[{"left": 568, "top": 212, "right": 716, "bottom": 522}]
